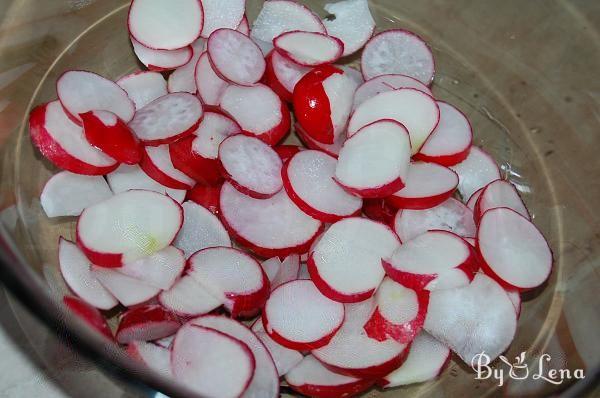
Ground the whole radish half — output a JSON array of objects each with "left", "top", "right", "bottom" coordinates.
[
  {"left": 127, "top": 341, "right": 172, "bottom": 377},
  {"left": 251, "top": 0, "right": 326, "bottom": 44},
  {"left": 353, "top": 73, "right": 432, "bottom": 110},
  {"left": 159, "top": 275, "right": 223, "bottom": 317},
  {"left": 130, "top": 36, "right": 192, "bottom": 72},
  {"left": 116, "top": 304, "right": 180, "bottom": 344},
  {"left": 473, "top": 179, "right": 530, "bottom": 223},
  {"left": 322, "top": 0, "right": 376, "bottom": 57},
  {"left": 117, "top": 71, "right": 168, "bottom": 110},
  {"left": 273, "top": 31, "right": 344, "bottom": 66},
  {"left": 63, "top": 296, "right": 114, "bottom": 340},
  {"left": 107, "top": 164, "right": 186, "bottom": 203},
  {"left": 41, "top": 172, "right": 113, "bottom": 218},
  {"left": 450, "top": 146, "right": 501, "bottom": 201}
]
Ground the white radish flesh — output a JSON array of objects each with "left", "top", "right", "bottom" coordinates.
[
  {"left": 272, "top": 254, "right": 301, "bottom": 290},
  {"left": 127, "top": 341, "right": 172, "bottom": 376},
  {"left": 159, "top": 275, "right": 223, "bottom": 317},
  {"left": 41, "top": 172, "right": 113, "bottom": 218},
  {"left": 475, "top": 179, "right": 530, "bottom": 222},
  {"left": 131, "top": 36, "right": 192, "bottom": 71},
  {"left": 450, "top": 146, "right": 501, "bottom": 201},
  {"left": 192, "top": 111, "right": 241, "bottom": 159},
  {"left": 256, "top": 331, "right": 303, "bottom": 377},
  {"left": 118, "top": 246, "right": 185, "bottom": 290},
  {"left": 167, "top": 38, "right": 205, "bottom": 94},
  {"left": 92, "top": 266, "right": 160, "bottom": 307},
  {"left": 353, "top": 74, "right": 432, "bottom": 110},
  {"left": 323, "top": 0, "right": 376, "bottom": 57},
  {"left": 274, "top": 31, "right": 344, "bottom": 66},
  {"left": 295, "top": 122, "right": 345, "bottom": 158},
  {"left": 141, "top": 145, "right": 196, "bottom": 190},
  {"left": 322, "top": 70, "right": 360, "bottom": 141},
  {"left": 200, "top": 0, "right": 246, "bottom": 38},
  {"left": 106, "top": 164, "right": 185, "bottom": 203},
  {"left": 268, "top": 50, "right": 311, "bottom": 98},
  {"left": 195, "top": 51, "right": 230, "bottom": 106},
  {"left": 117, "top": 71, "right": 168, "bottom": 110},
  {"left": 261, "top": 257, "right": 282, "bottom": 284},
  {"left": 467, "top": 187, "right": 484, "bottom": 211}
]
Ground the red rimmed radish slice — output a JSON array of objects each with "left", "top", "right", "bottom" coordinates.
[
  {"left": 140, "top": 145, "right": 195, "bottom": 190},
  {"left": 116, "top": 305, "right": 180, "bottom": 344},
  {"left": 186, "top": 184, "right": 221, "bottom": 215},
  {"left": 117, "top": 71, "right": 168, "bottom": 110},
  {"left": 168, "top": 135, "right": 224, "bottom": 186},
  {"left": 264, "top": 50, "right": 311, "bottom": 102},
  {"left": 29, "top": 101, "right": 118, "bottom": 175},
  {"left": 92, "top": 266, "right": 161, "bottom": 306},
  {"left": 250, "top": 0, "right": 326, "bottom": 43},
  {"left": 272, "top": 254, "right": 301, "bottom": 290},
  {"left": 263, "top": 280, "right": 345, "bottom": 350},
  {"left": 274, "top": 31, "right": 343, "bottom": 66},
  {"left": 220, "top": 84, "right": 291, "bottom": 146},
  {"left": 220, "top": 182, "right": 323, "bottom": 258},
  {"left": 128, "top": 0, "right": 203, "bottom": 51},
  {"left": 200, "top": 0, "right": 246, "bottom": 38},
  {"left": 208, "top": 28, "right": 266, "bottom": 86},
  {"left": 424, "top": 268, "right": 472, "bottom": 291},
  {"left": 192, "top": 111, "right": 242, "bottom": 159},
  {"left": 322, "top": 0, "right": 375, "bottom": 57},
  {"left": 237, "top": 15, "right": 250, "bottom": 36},
  {"left": 362, "top": 199, "right": 396, "bottom": 226},
  {"left": 172, "top": 324, "right": 255, "bottom": 398},
  {"left": 274, "top": 144, "right": 303, "bottom": 163},
  {"left": 255, "top": 330, "right": 303, "bottom": 377},
  {"left": 450, "top": 146, "right": 501, "bottom": 201},
  {"left": 282, "top": 150, "right": 363, "bottom": 222},
  {"left": 393, "top": 198, "right": 476, "bottom": 242},
  {"left": 195, "top": 51, "right": 230, "bottom": 106},
  {"left": 106, "top": 164, "right": 186, "bottom": 203},
  {"left": 80, "top": 110, "right": 142, "bottom": 164},
  {"left": 173, "top": 201, "right": 231, "bottom": 259},
  {"left": 131, "top": 36, "right": 192, "bottom": 71},
  {"left": 361, "top": 29, "right": 435, "bottom": 85},
  {"left": 127, "top": 341, "right": 172, "bottom": 376},
  {"left": 77, "top": 190, "right": 183, "bottom": 267},
  {"left": 286, "top": 355, "right": 374, "bottom": 398},
  {"left": 424, "top": 273, "right": 517, "bottom": 363},
  {"left": 380, "top": 332, "right": 450, "bottom": 388},
  {"left": 348, "top": 88, "right": 439, "bottom": 154},
  {"left": 129, "top": 93, "right": 203, "bottom": 145},
  {"left": 466, "top": 187, "right": 484, "bottom": 211},
  {"left": 507, "top": 290, "right": 522, "bottom": 317},
  {"left": 477, "top": 207, "right": 552, "bottom": 291},
  {"left": 295, "top": 122, "right": 345, "bottom": 158},
  {"left": 309, "top": 217, "right": 399, "bottom": 303},
  {"left": 167, "top": 38, "right": 205, "bottom": 94},
  {"left": 159, "top": 275, "right": 223, "bottom": 317},
  {"left": 353, "top": 73, "right": 432, "bottom": 110},
  {"left": 63, "top": 296, "right": 113, "bottom": 340},
  {"left": 386, "top": 162, "right": 459, "bottom": 210},
  {"left": 41, "top": 172, "right": 112, "bottom": 218},
  {"left": 118, "top": 246, "right": 185, "bottom": 290},
  {"left": 335, "top": 119, "right": 411, "bottom": 198},
  {"left": 59, "top": 238, "right": 117, "bottom": 310},
  {"left": 474, "top": 179, "right": 530, "bottom": 223},
  {"left": 219, "top": 134, "right": 284, "bottom": 199}
]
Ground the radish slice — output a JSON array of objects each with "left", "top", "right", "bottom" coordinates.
[
  {"left": 208, "top": 28, "right": 266, "bottom": 86},
  {"left": 424, "top": 268, "right": 472, "bottom": 291},
  {"left": 77, "top": 190, "right": 183, "bottom": 267},
  {"left": 57, "top": 70, "right": 135, "bottom": 123},
  {"left": 348, "top": 88, "right": 440, "bottom": 154},
  {"left": 308, "top": 217, "right": 400, "bottom": 303},
  {"left": 129, "top": 93, "right": 203, "bottom": 145},
  {"left": 29, "top": 101, "right": 118, "bottom": 175},
  {"left": 131, "top": 36, "right": 192, "bottom": 71},
  {"left": 220, "top": 182, "right": 323, "bottom": 258},
  {"left": 466, "top": 187, "right": 484, "bottom": 211},
  {"left": 140, "top": 145, "right": 196, "bottom": 190},
  {"left": 272, "top": 254, "right": 301, "bottom": 289},
  {"left": 339, "top": 65, "right": 364, "bottom": 85},
  {"left": 186, "top": 184, "right": 221, "bottom": 215},
  {"left": 295, "top": 122, "right": 345, "bottom": 158},
  {"left": 192, "top": 111, "right": 242, "bottom": 159},
  {"left": 159, "top": 275, "right": 223, "bottom": 316},
  {"left": 219, "top": 135, "right": 283, "bottom": 198},
  {"left": 298, "top": 263, "right": 311, "bottom": 280},
  {"left": 477, "top": 208, "right": 552, "bottom": 291},
  {"left": 424, "top": 273, "right": 517, "bottom": 363},
  {"left": 282, "top": 150, "right": 362, "bottom": 222},
  {"left": 116, "top": 305, "right": 180, "bottom": 344},
  {"left": 450, "top": 146, "right": 501, "bottom": 201},
  {"left": 173, "top": 201, "right": 231, "bottom": 259},
  {"left": 362, "top": 199, "right": 396, "bottom": 226},
  {"left": 353, "top": 74, "right": 432, "bottom": 110},
  {"left": 195, "top": 51, "right": 230, "bottom": 106},
  {"left": 41, "top": 172, "right": 113, "bottom": 218},
  {"left": 263, "top": 280, "right": 345, "bottom": 350},
  {"left": 322, "top": 0, "right": 375, "bottom": 57},
  {"left": 361, "top": 29, "right": 435, "bottom": 85},
  {"left": 250, "top": 0, "right": 326, "bottom": 43},
  {"left": 274, "top": 144, "right": 303, "bottom": 163},
  {"left": 63, "top": 296, "right": 113, "bottom": 340},
  {"left": 59, "top": 238, "right": 117, "bottom": 310},
  {"left": 172, "top": 324, "right": 255, "bottom": 398},
  {"left": 286, "top": 355, "right": 374, "bottom": 398},
  {"left": 387, "top": 162, "right": 459, "bottom": 210},
  {"left": 200, "top": 0, "right": 246, "bottom": 38},
  {"left": 255, "top": 330, "right": 303, "bottom": 377},
  {"left": 335, "top": 119, "right": 411, "bottom": 198},
  {"left": 261, "top": 257, "right": 281, "bottom": 284},
  {"left": 474, "top": 179, "right": 530, "bottom": 223},
  {"left": 274, "top": 31, "right": 344, "bottom": 66},
  {"left": 167, "top": 38, "right": 205, "bottom": 94},
  {"left": 127, "top": 341, "right": 172, "bottom": 376},
  {"left": 507, "top": 290, "right": 522, "bottom": 317},
  {"left": 393, "top": 198, "right": 476, "bottom": 242},
  {"left": 169, "top": 135, "right": 224, "bottom": 186},
  {"left": 92, "top": 266, "right": 160, "bottom": 306},
  {"left": 117, "top": 71, "right": 168, "bottom": 110},
  {"left": 380, "top": 332, "right": 450, "bottom": 387},
  {"left": 154, "top": 336, "right": 174, "bottom": 349},
  {"left": 106, "top": 164, "right": 186, "bottom": 203},
  {"left": 118, "top": 246, "right": 185, "bottom": 290},
  {"left": 264, "top": 50, "right": 311, "bottom": 102},
  {"left": 237, "top": 15, "right": 250, "bottom": 36},
  {"left": 128, "top": 0, "right": 203, "bottom": 50}
]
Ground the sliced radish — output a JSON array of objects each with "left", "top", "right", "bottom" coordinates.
[
  {"left": 192, "top": 111, "right": 242, "bottom": 160},
  {"left": 159, "top": 275, "right": 223, "bottom": 317},
  {"left": 507, "top": 290, "right": 522, "bottom": 317},
  {"left": 335, "top": 119, "right": 411, "bottom": 198},
  {"left": 154, "top": 335, "right": 174, "bottom": 349},
  {"left": 63, "top": 296, "right": 113, "bottom": 340},
  {"left": 362, "top": 199, "right": 396, "bottom": 226},
  {"left": 76, "top": 190, "right": 183, "bottom": 267},
  {"left": 424, "top": 273, "right": 517, "bottom": 363},
  {"left": 466, "top": 187, "right": 484, "bottom": 211},
  {"left": 106, "top": 164, "right": 186, "bottom": 203},
  {"left": 353, "top": 74, "right": 433, "bottom": 110},
  {"left": 29, "top": 101, "right": 118, "bottom": 175},
  {"left": 140, "top": 145, "right": 196, "bottom": 190},
  {"left": 450, "top": 146, "right": 501, "bottom": 201},
  {"left": 220, "top": 182, "right": 323, "bottom": 258},
  {"left": 195, "top": 51, "right": 230, "bottom": 106},
  {"left": 264, "top": 50, "right": 311, "bottom": 102},
  {"left": 116, "top": 304, "right": 180, "bottom": 344},
  {"left": 92, "top": 266, "right": 161, "bottom": 306},
  {"left": 207, "top": 28, "right": 266, "bottom": 86},
  {"left": 386, "top": 162, "right": 458, "bottom": 210},
  {"left": 127, "top": 341, "right": 172, "bottom": 376},
  {"left": 219, "top": 134, "right": 283, "bottom": 198},
  {"left": 255, "top": 331, "right": 303, "bottom": 377},
  {"left": 41, "top": 172, "right": 113, "bottom": 218},
  {"left": 171, "top": 324, "right": 255, "bottom": 398},
  {"left": 348, "top": 88, "right": 439, "bottom": 154},
  {"left": 424, "top": 268, "right": 472, "bottom": 291},
  {"left": 263, "top": 280, "right": 345, "bottom": 350},
  {"left": 393, "top": 198, "right": 476, "bottom": 242},
  {"left": 56, "top": 70, "right": 135, "bottom": 123},
  {"left": 298, "top": 263, "right": 311, "bottom": 280},
  {"left": 200, "top": 0, "right": 245, "bottom": 38},
  {"left": 173, "top": 201, "right": 231, "bottom": 259},
  {"left": 131, "top": 36, "right": 192, "bottom": 71},
  {"left": 169, "top": 135, "right": 224, "bottom": 186},
  {"left": 474, "top": 179, "right": 530, "bottom": 223},
  {"left": 117, "top": 71, "right": 168, "bottom": 110},
  {"left": 295, "top": 122, "right": 345, "bottom": 158},
  {"left": 272, "top": 254, "right": 301, "bottom": 290},
  {"left": 477, "top": 208, "right": 552, "bottom": 291},
  {"left": 167, "top": 38, "right": 205, "bottom": 94},
  {"left": 261, "top": 257, "right": 281, "bottom": 284},
  {"left": 361, "top": 29, "right": 435, "bottom": 85},
  {"left": 274, "top": 144, "right": 303, "bottom": 163},
  {"left": 128, "top": 93, "right": 203, "bottom": 145},
  {"left": 128, "top": 0, "right": 203, "bottom": 50},
  {"left": 308, "top": 217, "right": 399, "bottom": 303},
  {"left": 186, "top": 184, "right": 221, "bottom": 215},
  {"left": 118, "top": 246, "right": 185, "bottom": 290},
  {"left": 236, "top": 15, "right": 250, "bottom": 36},
  {"left": 59, "top": 238, "right": 117, "bottom": 310},
  {"left": 322, "top": 0, "right": 375, "bottom": 57},
  {"left": 274, "top": 31, "right": 343, "bottom": 66}
]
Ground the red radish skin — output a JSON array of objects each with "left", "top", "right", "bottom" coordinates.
[
  {"left": 200, "top": 0, "right": 246, "bottom": 38},
  {"left": 467, "top": 187, "right": 484, "bottom": 211},
  {"left": 107, "top": 164, "right": 186, "bottom": 203},
  {"left": 159, "top": 275, "right": 223, "bottom": 317},
  {"left": 322, "top": 0, "right": 375, "bottom": 57},
  {"left": 130, "top": 36, "right": 193, "bottom": 71},
  {"left": 473, "top": 179, "right": 530, "bottom": 224},
  {"left": 41, "top": 172, "right": 113, "bottom": 218},
  {"left": 264, "top": 50, "right": 311, "bottom": 102},
  {"left": 116, "top": 305, "right": 180, "bottom": 344},
  {"left": 353, "top": 74, "right": 433, "bottom": 110},
  {"left": 186, "top": 185, "right": 221, "bottom": 215},
  {"left": 117, "top": 71, "right": 168, "bottom": 110},
  {"left": 274, "top": 145, "right": 302, "bottom": 162},
  {"left": 140, "top": 145, "right": 196, "bottom": 190},
  {"left": 63, "top": 296, "right": 113, "bottom": 340},
  {"left": 450, "top": 146, "right": 501, "bottom": 201},
  {"left": 274, "top": 31, "right": 344, "bottom": 66},
  {"left": 362, "top": 199, "right": 396, "bottom": 226},
  {"left": 295, "top": 122, "right": 345, "bottom": 158},
  {"left": 169, "top": 135, "right": 224, "bottom": 186}
]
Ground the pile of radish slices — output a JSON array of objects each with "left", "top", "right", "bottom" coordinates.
[{"left": 29, "top": 0, "right": 552, "bottom": 397}]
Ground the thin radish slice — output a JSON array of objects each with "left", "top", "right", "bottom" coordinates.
[
  {"left": 106, "top": 164, "right": 186, "bottom": 203},
  {"left": 393, "top": 198, "right": 477, "bottom": 242},
  {"left": 425, "top": 268, "right": 472, "bottom": 291},
  {"left": 220, "top": 182, "right": 323, "bottom": 258},
  {"left": 116, "top": 305, "right": 180, "bottom": 344},
  {"left": 263, "top": 280, "right": 345, "bottom": 350},
  {"left": 167, "top": 38, "right": 205, "bottom": 94},
  {"left": 474, "top": 179, "right": 530, "bottom": 223},
  {"left": 309, "top": 217, "right": 400, "bottom": 303},
  {"left": 127, "top": 341, "right": 172, "bottom": 376},
  {"left": 335, "top": 119, "right": 411, "bottom": 198},
  {"left": 140, "top": 145, "right": 196, "bottom": 190},
  {"left": 295, "top": 122, "right": 345, "bottom": 158},
  {"left": 477, "top": 208, "right": 552, "bottom": 291},
  {"left": 274, "top": 144, "right": 303, "bottom": 163},
  {"left": 261, "top": 257, "right": 281, "bottom": 284},
  {"left": 128, "top": 0, "right": 203, "bottom": 50},
  {"left": 154, "top": 336, "right": 174, "bottom": 349},
  {"left": 256, "top": 331, "right": 303, "bottom": 377},
  {"left": 237, "top": 15, "right": 250, "bottom": 36},
  {"left": 361, "top": 29, "right": 435, "bottom": 85},
  {"left": 322, "top": 0, "right": 375, "bottom": 57},
  {"left": 77, "top": 190, "right": 183, "bottom": 267},
  {"left": 507, "top": 290, "right": 522, "bottom": 317},
  {"left": 41, "top": 172, "right": 113, "bottom": 218},
  {"left": 169, "top": 135, "right": 224, "bottom": 186},
  {"left": 348, "top": 88, "right": 440, "bottom": 154},
  {"left": 282, "top": 150, "right": 362, "bottom": 222},
  {"left": 250, "top": 0, "right": 326, "bottom": 43},
  {"left": 450, "top": 146, "right": 501, "bottom": 201},
  {"left": 186, "top": 184, "right": 221, "bottom": 215},
  {"left": 380, "top": 332, "right": 450, "bottom": 387},
  {"left": 192, "top": 111, "right": 241, "bottom": 159},
  {"left": 57, "top": 70, "right": 135, "bottom": 123},
  {"left": 274, "top": 31, "right": 343, "bottom": 66},
  {"left": 92, "top": 266, "right": 160, "bottom": 306},
  {"left": 159, "top": 275, "right": 223, "bottom": 317},
  {"left": 131, "top": 36, "right": 192, "bottom": 71},
  {"left": 362, "top": 199, "right": 396, "bottom": 226},
  {"left": 129, "top": 93, "right": 203, "bottom": 145},
  {"left": 118, "top": 246, "right": 185, "bottom": 290},
  {"left": 272, "top": 254, "right": 301, "bottom": 290},
  {"left": 466, "top": 187, "right": 484, "bottom": 211},
  {"left": 117, "top": 71, "right": 168, "bottom": 110},
  {"left": 173, "top": 201, "right": 231, "bottom": 259},
  {"left": 200, "top": 0, "right": 246, "bottom": 38},
  {"left": 424, "top": 273, "right": 517, "bottom": 363},
  {"left": 195, "top": 51, "right": 230, "bottom": 106},
  {"left": 59, "top": 238, "right": 117, "bottom": 310},
  {"left": 387, "top": 162, "right": 459, "bottom": 210},
  {"left": 339, "top": 65, "right": 364, "bottom": 85},
  {"left": 207, "top": 28, "right": 266, "bottom": 86},
  {"left": 63, "top": 296, "right": 113, "bottom": 340},
  {"left": 286, "top": 355, "right": 374, "bottom": 398},
  {"left": 171, "top": 324, "right": 255, "bottom": 398},
  {"left": 264, "top": 50, "right": 311, "bottom": 102},
  {"left": 29, "top": 101, "right": 118, "bottom": 175},
  {"left": 353, "top": 74, "right": 432, "bottom": 110}
]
